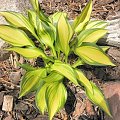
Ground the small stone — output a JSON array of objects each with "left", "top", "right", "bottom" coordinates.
[
  {"left": 9, "top": 71, "right": 21, "bottom": 84},
  {"left": 0, "top": 92, "right": 4, "bottom": 106},
  {"left": 14, "top": 102, "right": 28, "bottom": 111},
  {"left": 4, "top": 115, "right": 13, "bottom": 120},
  {"left": 2, "top": 95, "right": 13, "bottom": 112},
  {"left": 103, "top": 82, "right": 120, "bottom": 120}
]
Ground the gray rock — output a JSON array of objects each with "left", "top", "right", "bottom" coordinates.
[
  {"left": 2, "top": 95, "right": 13, "bottom": 112},
  {"left": 4, "top": 115, "right": 14, "bottom": 120},
  {"left": 99, "top": 18, "right": 120, "bottom": 47},
  {"left": 103, "top": 82, "right": 120, "bottom": 120}
]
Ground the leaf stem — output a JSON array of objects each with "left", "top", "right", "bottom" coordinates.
[
  {"left": 65, "top": 56, "right": 68, "bottom": 63},
  {"left": 52, "top": 47, "right": 57, "bottom": 58}
]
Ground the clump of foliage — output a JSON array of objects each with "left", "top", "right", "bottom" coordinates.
[{"left": 0, "top": 0, "right": 114, "bottom": 119}]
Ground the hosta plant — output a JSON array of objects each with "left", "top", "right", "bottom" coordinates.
[{"left": 0, "top": 0, "right": 114, "bottom": 119}]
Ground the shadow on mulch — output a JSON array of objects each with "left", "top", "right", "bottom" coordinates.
[{"left": 64, "top": 85, "right": 105, "bottom": 120}]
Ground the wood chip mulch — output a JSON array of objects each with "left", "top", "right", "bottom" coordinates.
[{"left": 0, "top": 0, "right": 120, "bottom": 119}]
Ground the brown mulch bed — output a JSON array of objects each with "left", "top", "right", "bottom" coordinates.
[
  {"left": 41, "top": 0, "right": 120, "bottom": 20},
  {"left": 0, "top": 0, "right": 120, "bottom": 120}
]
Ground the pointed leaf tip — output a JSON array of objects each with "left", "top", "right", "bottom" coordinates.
[
  {"left": 7, "top": 47, "right": 47, "bottom": 59},
  {"left": 57, "top": 14, "right": 73, "bottom": 56},
  {"left": 75, "top": 43, "right": 115, "bottom": 66},
  {"left": 35, "top": 83, "right": 48, "bottom": 114},
  {"left": 73, "top": 0, "right": 92, "bottom": 33},
  {"left": 86, "top": 81, "right": 112, "bottom": 117},
  {"left": 0, "top": 11, "right": 35, "bottom": 36},
  {"left": 20, "top": 68, "right": 46, "bottom": 97},
  {"left": 0, "top": 25, "right": 34, "bottom": 47},
  {"left": 46, "top": 82, "right": 67, "bottom": 120},
  {"left": 77, "top": 28, "right": 108, "bottom": 46}
]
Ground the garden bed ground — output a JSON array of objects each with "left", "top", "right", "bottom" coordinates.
[{"left": 0, "top": 0, "right": 120, "bottom": 120}]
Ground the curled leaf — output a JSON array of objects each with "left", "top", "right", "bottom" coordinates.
[
  {"left": 30, "top": 0, "right": 49, "bottom": 22},
  {"left": 28, "top": 10, "right": 38, "bottom": 30}
]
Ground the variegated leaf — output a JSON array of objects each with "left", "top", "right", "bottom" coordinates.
[
  {"left": 49, "top": 12, "right": 67, "bottom": 24},
  {"left": 57, "top": 14, "right": 73, "bottom": 56},
  {"left": 0, "top": 25, "right": 34, "bottom": 47},
  {"left": 28, "top": 10, "right": 38, "bottom": 30},
  {"left": 44, "top": 71, "right": 64, "bottom": 83},
  {"left": 77, "top": 28, "right": 108, "bottom": 46},
  {"left": 19, "top": 68, "right": 46, "bottom": 97},
  {"left": 37, "top": 20, "right": 56, "bottom": 55},
  {"left": 75, "top": 69, "right": 93, "bottom": 94},
  {"left": 75, "top": 43, "right": 115, "bottom": 66},
  {"left": 73, "top": 0, "right": 92, "bottom": 33},
  {"left": 7, "top": 47, "right": 47, "bottom": 59},
  {"left": 35, "top": 83, "right": 49, "bottom": 114},
  {"left": 0, "top": 11, "right": 36, "bottom": 37},
  {"left": 46, "top": 82, "right": 67, "bottom": 120},
  {"left": 51, "top": 60, "right": 78, "bottom": 85},
  {"left": 86, "top": 81, "right": 112, "bottom": 117},
  {"left": 85, "top": 20, "right": 108, "bottom": 29},
  {"left": 30, "top": 0, "right": 49, "bottom": 22},
  {"left": 30, "top": 0, "right": 39, "bottom": 13}
]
